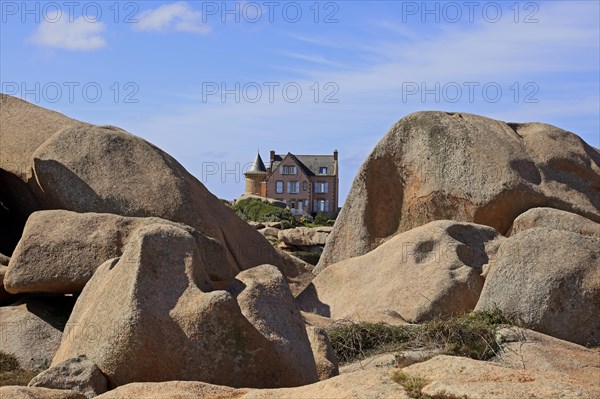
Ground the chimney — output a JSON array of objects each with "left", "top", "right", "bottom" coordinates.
[
  {"left": 333, "top": 149, "right": 338, "bottom": 175},
  {"left": 269, "top": 150, "right": 275, "bottom": 173}
]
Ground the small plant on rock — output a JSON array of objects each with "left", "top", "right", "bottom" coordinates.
[
  {"left": 0, "top": 351, "right": 38, "bottom": 386},
  {"left": 391, "top": 371, "right": 432, "bottom": 399}
]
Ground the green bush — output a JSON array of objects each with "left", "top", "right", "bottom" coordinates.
[
  {"left": 233, "top": 198, "right": 296, "bottom": 225},
  {"left": 327, "top": 310, "right": 510, "bottom": 365},
  {"left": 298, "top": 212, "right": 338, "bottom": 228},
  {"left": 313, "top": 212, "right": 329, "bottom": 225}
]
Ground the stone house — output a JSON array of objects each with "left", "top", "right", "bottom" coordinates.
[{"left": 244, "top": 150, "right": 339, "bottom": 217}]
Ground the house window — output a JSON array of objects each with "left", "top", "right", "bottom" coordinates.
[
  {"left": 297, "top": 200, "right": 303, "bottom": 209},
  {"left": 314, "top": 182, "right": 329, "bottom": 193},
  {"left": 302, "top": 181, "right": 308, "bottom": 191},
  {"left": 290, "top": 200, "right": 296, "bottom": 209},
  {"left": 275, "top": 181, "right": 284, "bottom": 194},
  {"left": 319, "top": 167, "right": 328, "bottom": 174},
  {"left": 288, "top": 181, "right": 300, "bottom": 194},
  {"left": 282, "top": 165, "right": 297, "bottom": 175},
  {"left": 313, "top": 200, "right": 329, "bottom": 213}
]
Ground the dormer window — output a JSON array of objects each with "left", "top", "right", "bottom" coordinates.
[
  {"left": 282, "top": 166, "right": 297, "bottom": 175},
  {"left": 319, "top": 167, "right": 328, "bottom": 174}
]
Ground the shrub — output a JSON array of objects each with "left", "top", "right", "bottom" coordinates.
[
  {"left": 327, "top": 310, "right": 510, "bottom": 365},
  {"left": 233, "top": 198, "right": 296, "bottom": 225},
  {"left": 0, "top": 352, "right": 37, "bottom": 386},
  {"left": 313, "top": 212, "right": 329, "bottom": 225},
  {"left": 414, "top": 309, "right": 510, "bottom": 360},
  {"left": 327, "top": 322, "right": 414, "bottom": 364}
]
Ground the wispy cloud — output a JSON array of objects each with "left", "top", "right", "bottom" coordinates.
[
  {"left": 134, "top": 1, "right": 210, "bottom": 34},
  {"left": 30, "top": 13, "right": 106, "bottom": 51},
  {"left": 281, "top": 51, "right": 347, "bottom": 69}
]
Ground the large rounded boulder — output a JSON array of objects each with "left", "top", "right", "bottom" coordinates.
[
  {"left": 476, "top": 228, "right": 600, "bottom": 346},
  {"left": 298, "top": 220, "right": 504, "bottom": 322},
  {"left": 52, "top": 223, "right": 318, "bottom": 388},
  {"left": 4, "top": 210, "right": 228, "bottom": 294},
  {"left": 317, "top": 112, "right": 600, "bottom": 270},
  {"left": 0, "top": 94, "right": 308, "bottom": 288},
  {"left": 509, "top": 207, "right": 600, "bottom": 238}
]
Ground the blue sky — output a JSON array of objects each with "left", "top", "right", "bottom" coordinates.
[{"left": 1, "top": 0, "right": 599, "bottom": 202}]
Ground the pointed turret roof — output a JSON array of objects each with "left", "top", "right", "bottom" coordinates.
[{"left": 246, "top": 152, "right": 267, "bottom": 174}]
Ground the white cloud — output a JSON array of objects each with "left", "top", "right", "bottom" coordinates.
[
  {"left": 134, "top": 2, "right": 210, "bottom": 34},
  {"left": 30, "top": 14, "right": 106, "bottom": 51}
]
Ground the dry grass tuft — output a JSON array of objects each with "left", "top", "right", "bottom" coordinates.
[
  {"left": 0, "top": 351, "right": 38, "bottom": 386},
  {"left": 391, "top": 370, "right": 432, "bottom": 399},
  {"left": 327, "top": 309, "right": 510, "bottom": 364}
]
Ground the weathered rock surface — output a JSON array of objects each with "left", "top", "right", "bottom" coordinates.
[
  {"left": 29, "top": 355, "right": 108, "bottom": 398},
  {"left": 94, "top": 367, "right": 408, "bottom": 399},
  {"left": 4, "top": 210, "right": 228, "bottom": 294},
  {"left": 272, "top": 249, "right": 315, "bottom": 296},
  {"left": 31, "top": 124, "right": 286, "bottom": 282},
  {"left": 494, "top": 327, "right": 600, "bottom": 383},
  {"left": 340, "top": 353, "right": 399, "bottom": 374},
  {"left": 278, "top": 227, "right": 330, "bottom": 247},
  {"left": 0, "top": 252, "right": 9, "bottom": 266},
  {"left": 318, "top": 112, "right": 600, "bottom": 270},
  {"left": 509, "top": 207, "right": 600, "bottom": 238},
  {"left": 258, "top": 226, "right": 280, "bottom": 240},
  {"left": 226, "top": 265, "right": 319, "bottom": 383},
  {"left": 52, "top": 223, "right": 318, "bottom": 388},
  {"left": 306, "top": 326, "right": 339, "bottom": 380},
  {"left": 0, "top": 264, "right": 13, "bottom": 301},
  {"left": 248, "top": 221, "right": 266, "bottom": 229},
  {"left": 19, "top": 327, "right": 597, "bottom": 399},
  {"left": 476, "top": 228, "right": 600, "bottom": 346},
  {"left": 0, "top": 94, "right": 84, "bottom": 224},
  {"left": 0, "top": 386, "right": 86, "bottom": 399},
  {"left": 402, "top": 355, "right": 600, "bottom": 399},
  {"left": 0, "top": 298, "right": 74, "bottom": 370},
  {"left": 0, "top": 94, "right": 307, "bottom": 287},
  {"left": 299, "top": 221, "right": 503, "bottom": 322},
  {"left": 95, "top": 382, "right": 244, "bottom": 399}
]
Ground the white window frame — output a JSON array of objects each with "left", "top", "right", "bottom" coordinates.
[
  {"left": 288, "top": 181, "right": 300, "bottom": 194},
  {"left": 314, "top": 181, "right": 329, "bottom": 194},
  {"left": 275, "top": 181, "right": 284, "bottom": 194},
  {"left": 282, "top": 165, "right": 297, "bottom": 175},
  {"left": 313, "top": 199, "right": 329, "bottom": 213},
  {"left": 319, "top": 167, "right": 328, "bottom": 174}
]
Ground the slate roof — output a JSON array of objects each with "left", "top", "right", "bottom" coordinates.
[
  {"left": 246, "top": 153, "right": 267, "bottom": 174},
  {"left": 270, "top": 153, "right": 336, "bottom": 176}
]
